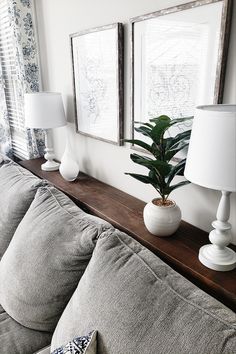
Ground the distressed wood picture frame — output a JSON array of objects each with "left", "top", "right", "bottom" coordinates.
[
  {"left": 130, "top": 0, "right": 232, "bottom": 145},
  {"left": 71, "top": 23, "right": 124, "bottom": 145}
]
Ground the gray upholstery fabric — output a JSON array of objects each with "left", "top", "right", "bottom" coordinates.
[
  {"left": 51, "top": 229, "right": 236, "bottom": 354},
  {"left": 34, "top": 346, "right": 51, "bottom": 354},
  {"left": 0, "top": 304, "right": 51, "bottom": 354},
  {"left": 0, "top": 162, "right": 43, "bottom": 259},
  {"left": 0, "top": 185, "right": 113, "bottom": 332}
]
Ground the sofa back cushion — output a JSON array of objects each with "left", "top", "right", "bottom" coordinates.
[
  {"left": 0, "top": 186, "right": 113, "bottom": 332},
  {"left": 0, "top": 161, "right": 43, "bottom": 259},
  {"left": 51, "top": 229, "right": 236, "bottom": 354},
  {"left": 0, "top": 304, "right": 52, "bottom": 354}
]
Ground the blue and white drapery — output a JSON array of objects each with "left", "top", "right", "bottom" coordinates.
[
  {"left": 0, "top": 0, "right": 45, "bottom": 158},
  {"left": 0, "top": 62, "right": 12, "bottom": 157}
]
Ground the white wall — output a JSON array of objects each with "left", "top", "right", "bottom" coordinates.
[{"left": 35, "top": 0, "right": 236, "bottom": 244}]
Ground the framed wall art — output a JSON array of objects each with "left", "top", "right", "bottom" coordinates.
[
  {"left": 70, "top": 23, "right": 124, "bottom": 145},
  {"left": 131, "top": 0, "right": 232, "bottom": 141}
]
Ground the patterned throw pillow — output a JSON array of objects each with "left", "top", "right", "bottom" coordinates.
[{"left": 51, "top": 331, "right": 97, "bottom": 354}]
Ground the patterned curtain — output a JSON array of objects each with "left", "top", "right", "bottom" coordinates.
[
  {"left": 0, "top": 62, "right": 13, "bottom": 157},
  {"left": 1, "top": 0, "right": 45, "bottom": 158}
]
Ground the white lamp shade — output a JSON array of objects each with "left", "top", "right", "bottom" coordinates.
[
  {"left": 184, "top": 104, "right": 236, "bottom": 192},
  {"left": 24, "top": 92, "right": 66, "bottom": 129}
]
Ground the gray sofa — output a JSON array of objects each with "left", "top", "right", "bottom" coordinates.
[{"left": 0, "top": 156, "right": 235, "bottom": 354}]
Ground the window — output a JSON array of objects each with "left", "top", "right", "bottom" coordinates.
[{"left": 0, "top": 0, "right": 29, "bottom": 159}]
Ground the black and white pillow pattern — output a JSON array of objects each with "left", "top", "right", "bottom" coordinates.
[{"left": 51, "top": 331, "right": 97, "bottom": 354}]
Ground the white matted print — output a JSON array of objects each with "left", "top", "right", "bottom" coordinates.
[
  {"left": 131, "top": 0, "right": 231, "bottom": 140},
  {"left": 71, "top": 23, "right": 123, "bottom": 145}
]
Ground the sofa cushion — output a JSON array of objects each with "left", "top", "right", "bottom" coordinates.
[
  {"left": 0, "top": 186, "right": 113, "bottom": 332},
  {"left": 0, "top": 304, "right": 52, "bottom": 354},
  {"left": 0, "top": 161, "right": 43, "bottom": 259},
  {"left": 51, "top": 229, "right": 236, "bottom": 354}
]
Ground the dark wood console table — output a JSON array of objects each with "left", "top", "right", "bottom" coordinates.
[{"left": 19, "top": 158, "right": 236, "bottom": 312}]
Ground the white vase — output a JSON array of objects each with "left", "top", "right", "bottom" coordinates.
[
  {"left": 59, "top": 135, "right": 79, "bottom": 182},
  {"left": 143, "top": 199, "right": 181, "bottom": 237}
]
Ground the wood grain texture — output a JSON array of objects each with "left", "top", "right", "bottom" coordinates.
[{"left": 19, "top": 158, "right": 236, "bottom": 312}]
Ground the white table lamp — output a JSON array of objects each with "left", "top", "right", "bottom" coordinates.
[
  {"left": 184, "top": 104, "right": 236, "bottom": 271},
  {"left": 25, "top": 92, "right": 66, "bottom": 171}
]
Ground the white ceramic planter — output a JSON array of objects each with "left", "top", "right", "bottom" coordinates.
[{"left": 143, "top": 199, "right": 181, "bottom": 237}]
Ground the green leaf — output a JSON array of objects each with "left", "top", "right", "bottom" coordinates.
[
  {"left": 149, "top": 170, "right": 161, "bottom": 186},
  {"left": 151, "top": 143, "right": 161, "bottom": 159},
  {"left": 166, "top": 159, "right": 186, "bottom": 184},
  {"left": 134, "top": 126, "right": 152, "bottom": 138},
  {"left": 149, "top": 115, "right": 171, "bottom": 123},
  {"left": 124, "top": 139, "right": 153, "bottom": 153},
  {"left": 130, "top": 154, "right": 155, "bottom": 170},
  {"left": 164, "top": 129, "right": 191, "bottom": 160},
  {"left": 130, "top": 153, "right": 153, "bottom": 163},
  {"left": 165, "top": 130, "right": 191, "bottom": 150},
  {"left": 125, "top": 172, "right": 163, "bottom": 197},
  {"left": 168, "top": 141, "right": 189, "bottom": 153},
  {"left": 165, "top": 142, "right": 189, "bottom": 161},
  {"left": 165, "top": 180, "right": 191, "bottom": 194},
  {"left": 124, "top": 173, "right": 153, "bottom": 184},
  {"left": 130, "top": 153, "right": 172, "bottom": 177},
  {"left": 142, "top": 122, "right": 154, "bottom": 129},
  {"left": 169, "top": 116, "right": 193, "bottom": 126},
  {"left": 149, "top": 116, "right": 172, "bottom": 142}
]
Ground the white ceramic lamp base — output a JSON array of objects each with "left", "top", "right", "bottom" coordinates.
[
  {"left": 41, "top": 160, "right": 60, "bottom": 171},
  {"left": 199, "top": 244, "right": 236, "bottom": 272},
  {"left": 41, "top": 129, "right": 59, "bottom": 171},
  {"left": 198, "top": 191, "right": 236, "bottom": 272}
]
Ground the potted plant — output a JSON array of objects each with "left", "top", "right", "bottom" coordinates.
[{"left": 125, "top": 115, "right": 192, "bottom": 236}]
